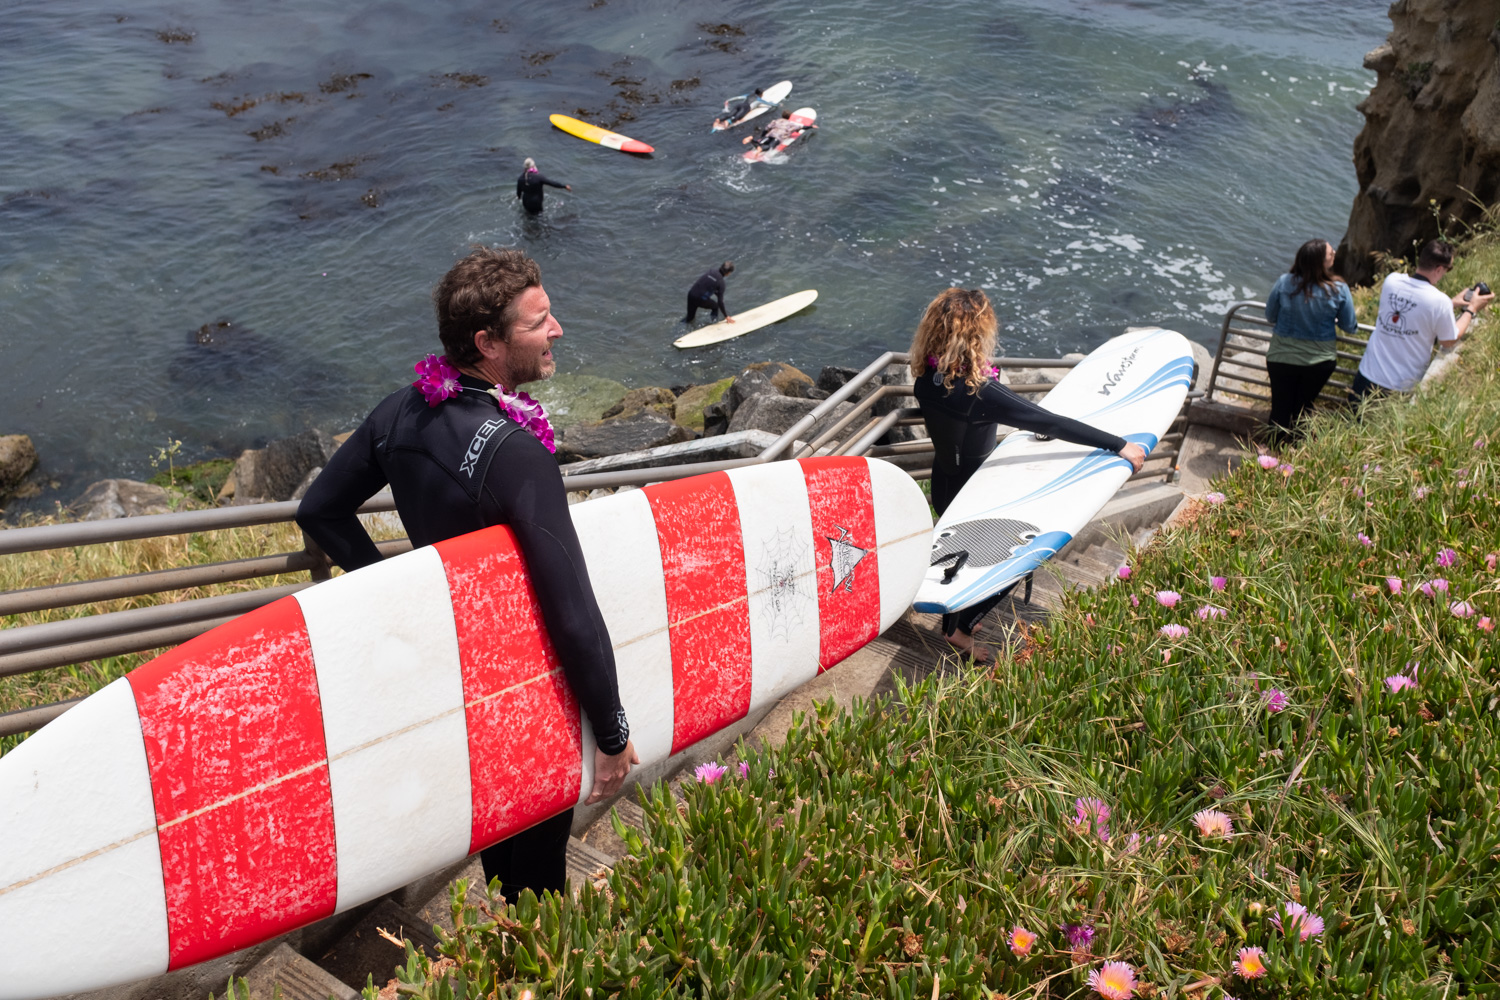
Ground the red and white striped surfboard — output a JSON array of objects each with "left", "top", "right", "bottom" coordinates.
[{"left": 0, "top": 457, "right": 930, "bottom": 999}]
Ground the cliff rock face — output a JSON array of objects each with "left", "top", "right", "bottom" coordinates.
[{"left": 1338, "top": 0, "right": 1500, "bottom": 285}]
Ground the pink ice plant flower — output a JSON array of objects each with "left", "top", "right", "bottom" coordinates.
[
  {"left": 1271, "top": 901, "right": 1325, "bottom": 941},
  {"left": 1073, "top": 797, "right": 1110, "bottom": 841},
  {"left": 1087, "top": 961, "right": 1137, "bottom": 1000},
  {"left": 1480, "top": 617, "right": 1494, "bottom": 632},
  {"left": 1063, "top": 923, "right": 1097, "bottom": 951},
  {"left": 1232, "top": 947, "right": 1267, "bottom": 979},
  {"left": 1192, "top": 808, "right": 1233, "bottom": 838},
  {"left": 1205, "top": 492, "right": 1226, "bottom": 504},
  {"left": 1451, "top": 600, "right": 1477, "bottom": 618},
  {"left": 1156, "top": 590, "right": 1181, "bottom": 608},
  {"left": 1117, "top": 564, "right": 1132, "bottom": 581},
  {"left": 1263, "top": 689, "right": 1288, "bottom": 713},
  {"left": 1486, "top": 553, "right": 1498, "bottom": 572},
  {"left": 1278, "top": 463, "right": 1294, "bottom": 477},
  {"left": 412, "top": 353, "right": 463, "bottom": 407},
  {"left": 1160, "top": 623, "right": 1191, "bottom": 638},
  {"left": 1415, "top": 486, "right": 1431, "bottom": 499},
  {"left": 1416, "top": 578, "right": 1449, "bottom": 598},
  {"left": 1257, "top": 454, "right": 1279, "bottom": 470},
  {"left": 1386, "top": 576, "right": 1403, "bottom": 595},
  {"left": 1385, "top": 674, "right": 1417, "bottom": 693},
  {"left": 1357, "top": 532, "right": 1372, "bottom": 547},
  {"left": 738, "top": 761, "right": 751, "bottom": 778},
  {"left": 1437, "top": 547, "right": 1457, "bottom": 568},
  {"left": 694, "top": 762, "right": 728, "bottom": 784},
  {"left": 1210, "top": 575, "right": 1227, "bottom": 591},
  {"left": 1129, "top": 594, "right": 1140, "bottom": 608},
  {"left": 1196, "top": 605, "right": 1227, "bottom": 621}
]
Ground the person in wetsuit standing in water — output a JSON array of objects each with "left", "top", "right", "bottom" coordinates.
[
  {"left": 910, "top": 288, "right": 1147, "bottom": 662},
  {"left": 297, "top": 246, "right": 637, "bottom": 902},
  {"left": 516, "top": 157, "right": 570, "bottom": 215},
  {"left": 684, "top": 261, "right": 736, "bottom": 324}
]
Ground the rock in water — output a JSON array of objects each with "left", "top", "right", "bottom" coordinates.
[
  {"left": 601, "top": 386, "right": 677, "bottom": 421},
  {"left": 235, "top": 430, "right": 338, "bottom": 503},
  {"left": 745, "top": 361, "right": 815, "bottom": 397},
  {"left": 0, "top": 434, "right": 39, "bottom": 497},
  {"left": 564, "top": 411, "right": 693, "bottom": 458},
  {"left": 673, "top": 377, "right": 735, "bottom": 432},
  {"left": 727, "top": 368, "right": 777, "bottom": 412},
  {"left": 72, "top": 479, "right": 173, "bottom": 520}
]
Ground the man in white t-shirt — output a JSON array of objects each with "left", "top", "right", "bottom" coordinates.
[{"left": 1352, "top": 239, "right": 1493, "bottom": 398}]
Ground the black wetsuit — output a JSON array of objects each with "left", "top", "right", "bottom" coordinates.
[
  {"left": 914, "top": 369, "right": 1128, "bottom": 635},
  {"left": 516, "top": 169, "right": 566, "bottom": 214},
  {"left": 725, "top": 95, "right": 754, "bottom": 123},
  {"left": 297, "top": 373, "right": 628, "bottom": 899},
  {"left": 685, "top": 270, "right": 727, "bottom": 322}
]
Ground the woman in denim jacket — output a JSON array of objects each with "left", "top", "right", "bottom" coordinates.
[{"left": 1263, "top": 239, "right": 1356, "bottom": 443}]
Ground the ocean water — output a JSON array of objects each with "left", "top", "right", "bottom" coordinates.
[{"left": 0, "top": 0, "right": 1385, "bottom": 501}]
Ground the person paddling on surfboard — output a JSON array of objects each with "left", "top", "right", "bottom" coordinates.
[
  {"left": 684, "top": 260, "right": 736, "bottom": 324},
  {"left": 298, "top": 247, "right": 638, "bottom": 903},
  {"left": 743, "top": 110, "right": 810, "bottom": 152},
  {"left": 714, "top": 87, "right": 762, "bottom": 129},
  {"left": 910, "top": 288, "right": 1147, "bottom": 663},
  {"left": 516, "top": 157, "right": 570, "bottom": 215}
]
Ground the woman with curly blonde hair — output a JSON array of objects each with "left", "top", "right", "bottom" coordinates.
[{"left": 910, "top": 288, "right": 1146, "bottom": 660}]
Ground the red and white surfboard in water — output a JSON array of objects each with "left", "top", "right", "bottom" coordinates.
[{"left": 0, "top": 457, "right": 931, "bottom": 999}]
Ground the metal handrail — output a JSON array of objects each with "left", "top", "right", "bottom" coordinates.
[{"left": 1205, "top": 301, "right": 1373, "bottom": 408}]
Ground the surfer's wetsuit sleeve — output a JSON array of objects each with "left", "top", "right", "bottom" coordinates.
[
  {"left": 914, "top": 374, "right": 1128, "bottom": 453},
  {"left": 487, "top": 438, "right": 631, "bottom": 756},
  {"left": 295, "top": 418, "right": 389, "bottom": 572}
]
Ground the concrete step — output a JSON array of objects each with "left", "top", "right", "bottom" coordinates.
[
  {"left": 317, "top": 898, "right": 438, "bottom": 993},
  {"left": 242, "top": 944, "right": 358, "bottom": 1000}
]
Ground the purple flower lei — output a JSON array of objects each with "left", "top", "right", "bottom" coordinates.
[
  {"left": 925, "top": 354, "right": 1000, "bottom": 381},
  {"left": 413, "top": 354, "right": 462, "bottom": 406},
  {"left": 410, "top": 354, "right": 556, "bottom": 454}
]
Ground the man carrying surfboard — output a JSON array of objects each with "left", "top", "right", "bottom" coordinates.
[
  {"left": 515, "top": 157, "right": 570, "bottom": 215},
  {"left": 684, "top": 260, "right": 736, "bottom": 324},
  {"left": 298, "top": 246, "right": 637, "bottom": 903}
]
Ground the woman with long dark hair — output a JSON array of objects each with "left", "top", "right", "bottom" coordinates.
[
  {"left": 910, "top": 288, "right": 1146, "bottom": 661},
  {"left": 1263, "top": 239, "right": 1356, "bottom": 443}
]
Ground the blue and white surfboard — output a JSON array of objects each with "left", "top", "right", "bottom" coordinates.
[{"left": 912, "top": 327, "right": 1194, "bottom": 614}]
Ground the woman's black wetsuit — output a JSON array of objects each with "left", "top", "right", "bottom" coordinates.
[
  {"left": 516, "top": 169, "right": 566, "bottom": 214},
  {"left": 914, "top": 368, "right": 1128, "bottom": 634}
]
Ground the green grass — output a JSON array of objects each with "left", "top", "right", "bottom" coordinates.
[{"left": 364, "top": 239, "right": 1500, "bottom": 998}]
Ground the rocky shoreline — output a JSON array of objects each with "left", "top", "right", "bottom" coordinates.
[{"left": 0, "top": 358, "right": 940, "bottom": 523}]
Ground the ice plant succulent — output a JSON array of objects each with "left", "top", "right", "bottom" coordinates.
[
  {"left": 1205, "top": 491, "right": 1226, "bottom": 504},
  {"left": 1263, "top": 688, "right": 1288, "bottom": 713},
  {"left": 1192, "top": 808, "right": 1233, "bottom": 838},
  {"left": 1209, "top": 575, "right": 1227, "bottom": 591},
  {"left": 1385, "top": 674, "right": 1417, "bottom": 693},
  {"left": 1072, "top": 797, "right": 1110, "bottom": 841},
  {"left": 1196, "top": 605, "right": 1227, "bottom": 621},
  {"left": 1155, "top": 590, "right": 1181, "bottom": 608},
  {"left": 1451, "top": 600, "right": 1477, "bottom": 618},
  {"left": 1117, "top": 564, "right": 1132, "bottom": 581},
  {"left": 1008, "top": 926, "right": 1037, "bottom": 957},
  {"left": 1437, "top": 547, "right": 1457, "bottom": 568},
  {"left": 1160, "top": 623, "right": 1191, "bottom": 638},
  {"left": 1257, "top": 454, "right": 1278, "bottom": 470},
  {"left": 1232, "top": 947, "right": 1267, "bottom": 979},
  {"left": 1386, "top": 576, "right": 1403, "bottom": 595},
  {"left": 1087, "top": 961, "right": 1137, "bottom": 1000},
  {"left": 1271, "top": 901, "right": 1325, "bottom": 941}
]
